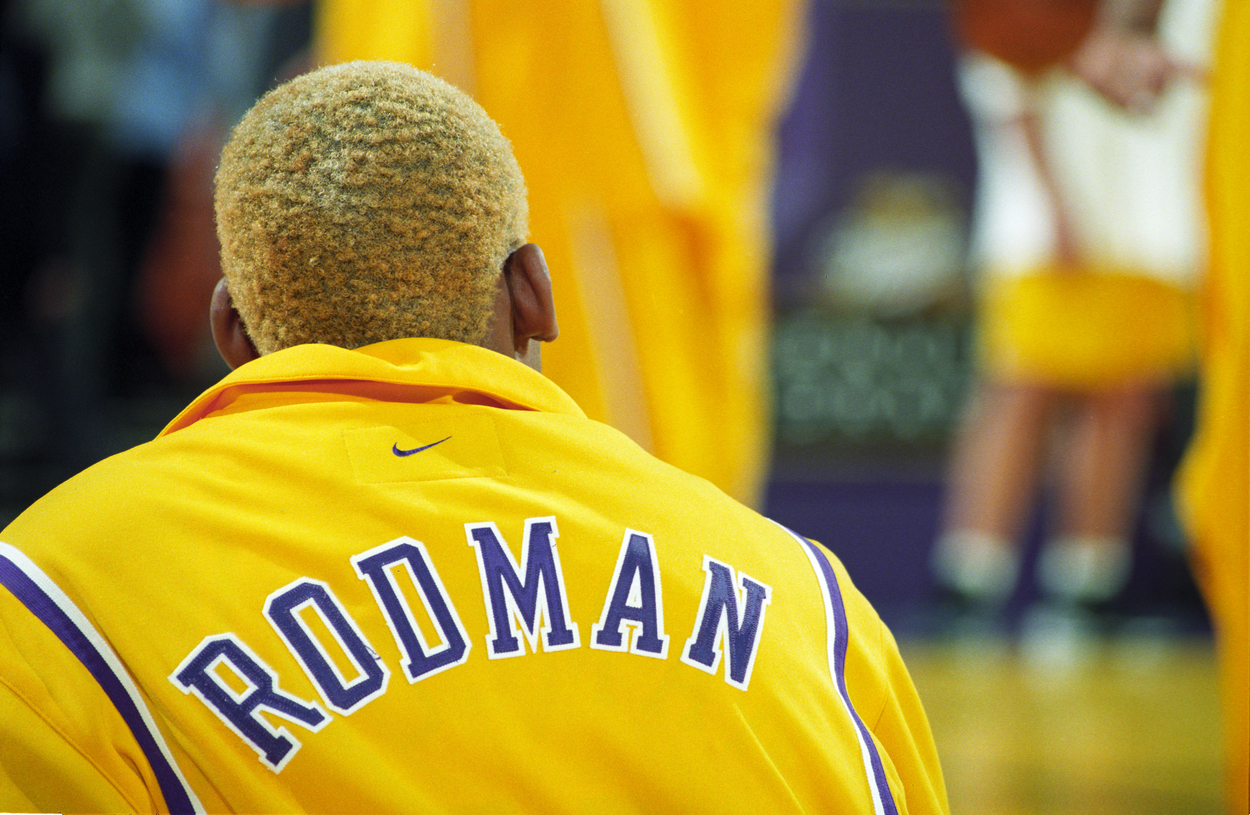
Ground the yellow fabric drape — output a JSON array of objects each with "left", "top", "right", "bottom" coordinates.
[
  {"left": 1176, "top": 3, "right": 1250, "bottom": 812},
  {"left": 312, "top": 0, "right": 803, "bottom": 507}
]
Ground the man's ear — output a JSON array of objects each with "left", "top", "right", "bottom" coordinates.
[
  {"left": 501, "top": 243, "right": 558, "bottom": 368},
  {"left": 210, "top": 278, "right": 261, "bottom": 370}
]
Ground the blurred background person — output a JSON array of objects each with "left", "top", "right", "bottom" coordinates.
[
  {"left": 312, "top": 0, "right": 805, "bottom": 508},
  {"left": 932, "top": 0, "right": 1217, "bottom": 648}
]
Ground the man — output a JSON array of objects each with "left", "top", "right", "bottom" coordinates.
[{"left": 0, "top": 62, "right": 947, "bottom": 813}]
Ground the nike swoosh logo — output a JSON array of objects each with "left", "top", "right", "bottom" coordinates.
[{"left": 392, "top": 436, "right": 452, "bottom": 457}]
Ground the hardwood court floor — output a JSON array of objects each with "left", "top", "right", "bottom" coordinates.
[{"left": 901, "top": 635, "right": 1222, "bottom": 814}]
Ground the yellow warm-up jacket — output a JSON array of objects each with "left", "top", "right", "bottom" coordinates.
[{"left": 1, "top": 340, "right": 947, "bottom": 813}]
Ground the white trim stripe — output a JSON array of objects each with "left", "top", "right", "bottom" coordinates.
[{"left": 0, "top": 541, "right": 204, "bottom": 813}]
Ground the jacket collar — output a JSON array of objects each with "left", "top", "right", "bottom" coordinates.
[{"left": 160, "top": 338, "right": 585, "bottom": 436}]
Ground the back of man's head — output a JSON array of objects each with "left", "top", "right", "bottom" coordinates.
[{"left": 215, "top": 61, "right": 529, "bottom": 354}]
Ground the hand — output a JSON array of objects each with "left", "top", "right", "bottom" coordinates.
[{"left": 1066, "top": 26, "right": 1204, "bottom": 114}]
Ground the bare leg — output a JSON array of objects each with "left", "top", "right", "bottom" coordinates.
[
  {"left": 943, "top": 379, "right": 1059, "bottom": 542},
  {"left": 933, "top": 378, "right": 1059, "bottom": 601},
  {"left": 1053, "top": 385, "right": 1161, "bottom": 539},
  {"left": 1036, "top": 384, "right": 1162, "bottom": 602}
]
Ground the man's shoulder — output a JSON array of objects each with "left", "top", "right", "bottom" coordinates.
[{"left": 1, "top": 438, "right": 176, "bottom": 552}]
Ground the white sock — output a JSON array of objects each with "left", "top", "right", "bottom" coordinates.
[
  {"left": 1037, "top": 536, "right": 1131, "bottom": 604},
  {"left": 932, "top": 531, "right": 1021, "bottom": 604}
]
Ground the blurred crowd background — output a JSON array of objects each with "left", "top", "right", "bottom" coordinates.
[{"left": 0, "top": 0, "right": 1235, "bottom": 812}]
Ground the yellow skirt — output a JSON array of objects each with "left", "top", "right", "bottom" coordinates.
[{"left": 979, "top": 268, "right": 1196, "bottom": 389}]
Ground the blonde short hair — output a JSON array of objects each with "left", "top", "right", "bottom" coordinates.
[{"left": 215, "top": 61, "right": 528, "bottom": 354}]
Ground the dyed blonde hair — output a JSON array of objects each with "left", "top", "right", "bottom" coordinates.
[{"left": 215, "top": 61, "right": 528, "bottom": 353}]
